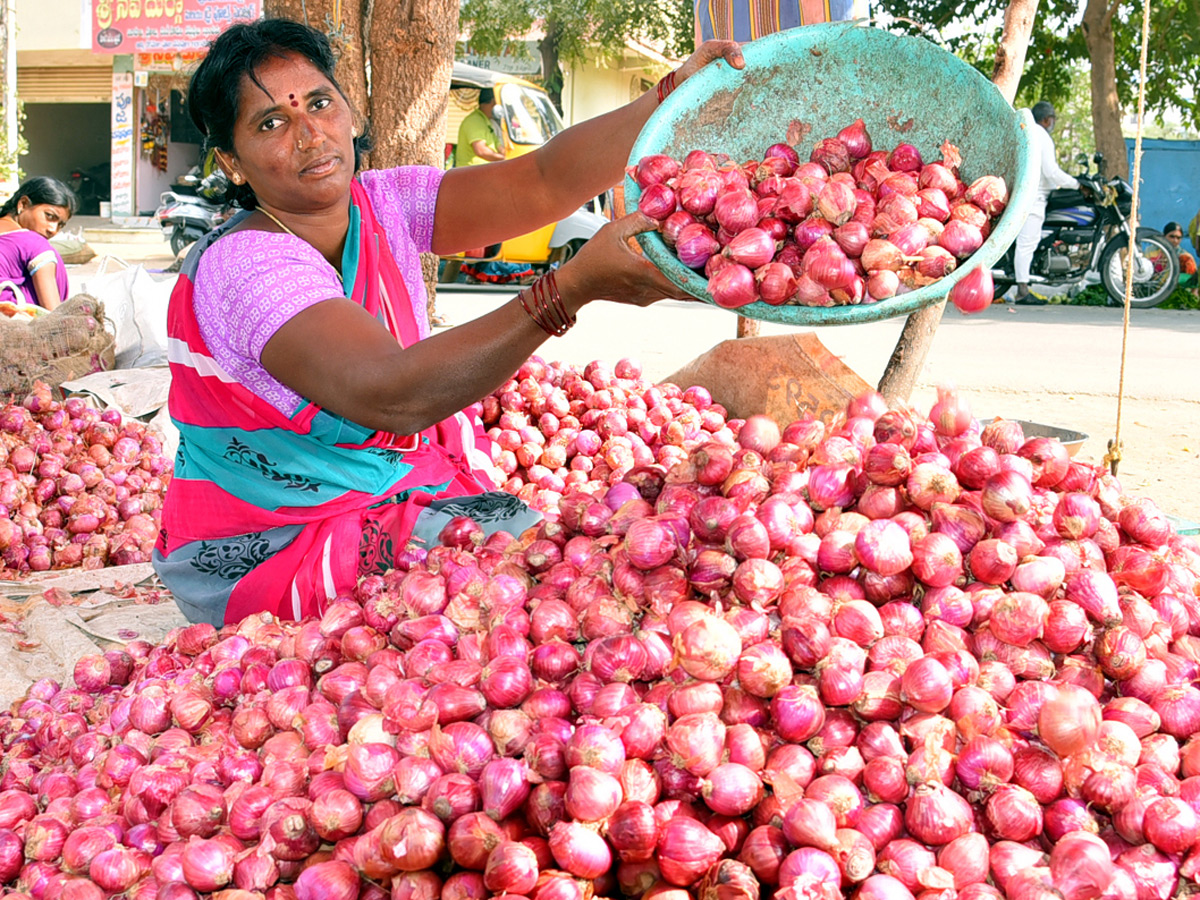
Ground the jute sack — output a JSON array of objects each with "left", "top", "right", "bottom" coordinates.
[
  {"left": 0, "top": 295, "right": 116, "bottom": 399},
  {"left": 50, "top": 236, "right": 97, "bottom": 265},
  {"left": 665, "top": 332, "right": 872, "bottom": 431}
]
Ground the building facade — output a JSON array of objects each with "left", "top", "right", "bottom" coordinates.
[{"left": 14, "top": 0, "right": 251, "bottom": 219}]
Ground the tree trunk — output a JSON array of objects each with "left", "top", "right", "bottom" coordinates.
[
  {"left": 876, "top": 301, "right": 945, "bottom": 403},
  {"left": 990, "top": 0, "right": 1041, "bottom": 103},
  {"left": 878, "top": 0, "right": 1040, "bottom": 403},
  {"left": 262, "top": 0, "right": 453, "bottom": 326},
  {"left": 736, "top": 317, "right": 760, "bottom": 338},
  {"left": 1082, "top": 0, "right": 1128, "bottom": 179},
  {"left": 539, "top": 18, "right": 564, "bottom": 113},
  {"left": 368, "top": 0, "right": 459, "bottom": 324}
]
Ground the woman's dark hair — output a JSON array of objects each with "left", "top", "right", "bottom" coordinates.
[
  {"left": 186, "top": 18, "right": 372, "bottom": 208},
  {"left": 1164, "top": 221, "right": 1183, "bottom": 236},
  {"left": 0, "top": 176, "right": 78, "bottom": 218}
]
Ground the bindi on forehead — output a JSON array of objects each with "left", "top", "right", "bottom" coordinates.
[{"left": 289, "top": 93, "right": 299, "bottom": 107}]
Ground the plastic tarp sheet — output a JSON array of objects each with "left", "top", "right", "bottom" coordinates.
[
  {"left": 0, "top": 565, "right": 189, "bottom": 707},
  {"left": 61, "top": 366, "right": 178, "bottom": 460},
  {"left": 0, "top": 367, "right": 185, "bottom": 707}
]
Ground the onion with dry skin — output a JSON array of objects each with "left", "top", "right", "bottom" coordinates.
[
  {"left": 2, "top": 371, "right": 1200, "bottom": 900},
  {"left": 633, "top": 123, "right": 1007, "bottom": 308}
]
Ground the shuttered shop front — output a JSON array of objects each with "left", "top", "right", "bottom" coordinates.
[{"left": 17, "top": 65, "right": 112, "bottom": 103}]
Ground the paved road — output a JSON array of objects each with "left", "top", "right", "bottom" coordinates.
[{"left": 437, "top": 285, "right": 1200, "bottom": 521}]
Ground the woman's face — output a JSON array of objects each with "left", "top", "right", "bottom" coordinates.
[
  {"left": 1166, "top": 229, "right": 1183, "bottom": 248},
  {"left": 224, "top": 52, "right": 356, "bottom": 214},
  {"left": 17, "top": 202, "right": 70, "bottom": 239}
]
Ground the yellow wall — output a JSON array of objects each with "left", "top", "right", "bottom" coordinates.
[
  {"left": 561, "top": 56, "right": 660, "bottom": 127},
  {"left": 16, "top": 0, "right": 86, "bottom": 51}
]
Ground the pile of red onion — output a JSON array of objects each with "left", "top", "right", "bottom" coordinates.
[
  {"left": 477, "top": 357, "right": 733, "bottom": 515},
  {"left": 632, "top": 121, "right": 1002, "bottom": 312},
  {"left": 1, "top": 364, "right": 1200, "bottom": 900},
  {"left": 0, "top": 382, "right": 172, "bottom": 576}
]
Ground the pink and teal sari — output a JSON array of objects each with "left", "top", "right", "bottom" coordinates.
[{"left": 154, "top": 180, "right": 530, "bottom": 625}]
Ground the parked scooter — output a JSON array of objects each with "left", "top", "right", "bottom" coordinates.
[
  {"left": 156, "top": 168, "right": 232, "bottom": 255},
  {"left": 993, "top": 152, "right": 1178, "bottom": 308}
]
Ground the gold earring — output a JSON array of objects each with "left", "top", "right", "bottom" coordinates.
[
  {"left": 231, "top": 173, "right": 244, "bottom": 185},
  {"left": 351, "top": 125, "right": 359, "bottom": 138}
]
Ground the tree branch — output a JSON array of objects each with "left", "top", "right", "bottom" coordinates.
[{"left": 990, "top": 0, "right": 1041, "bottom": 103}]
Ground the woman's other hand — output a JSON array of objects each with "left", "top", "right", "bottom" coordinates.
[
  {"left": 674, "top": 41, "right": 745, "bottom": 87},
  {"left": 556, "top": 212, "right": 688, "bottom": 309}
]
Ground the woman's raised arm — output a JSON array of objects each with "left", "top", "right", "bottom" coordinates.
[
  {"left": 261, "top": 212, "right": 682, "bottom": 436},
  {"left": 430, "top": 42, "right": 743, "bottom": 256}
]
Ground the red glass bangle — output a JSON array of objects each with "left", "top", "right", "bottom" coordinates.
[
  {"left": 518, "top": 287, "right": 554, "bottom": 336},
  {"left": 543, "top": 271, "right": 575, "bottom": 332},
  {"left": 519, "top": 272, "right": 573, "bottom": 337},
  {"left": 655, "top": 70, "right": 678, "bottom": 105}
]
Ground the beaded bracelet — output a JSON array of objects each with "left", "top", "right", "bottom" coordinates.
[
  {"left": 519, "top": 271, "right": 575, "bottom": 337},
  {"left": 655, "top": 70, "right": 678, "bottom": 105}
]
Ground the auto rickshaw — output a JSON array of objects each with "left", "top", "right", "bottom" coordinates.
[{"left": 440, "top": 62, "right": 609, "bottom": 284}]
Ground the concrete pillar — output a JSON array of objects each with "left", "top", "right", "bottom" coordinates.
[{"left": 109, "top": 54, "right": 135, "bottom": 217}]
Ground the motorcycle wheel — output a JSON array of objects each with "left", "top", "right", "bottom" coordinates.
[
  {"left": 171, "top": 227, "right": 205, "bottom": 256},
  {"left": 1100, "top": 228, "right": 1179, "bottom": 309}
]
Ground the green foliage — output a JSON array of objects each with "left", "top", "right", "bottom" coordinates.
[
  {"left": 875, "top": 0, "right": 1200, "bottom": 131},
  {"left": 0, "top": 101, "right": 27, "bottom": 185},
  {"left": 459, "top": 0, "right": 693, "bottom": 70},
  {"left": 1064, "top": 281, "right": 1200, "bottom": 310},
  {"left": 1160, "top": 287, "right": 1200, "bottom": 310},
  {"left": 1030, "top": 64, "right": 1094, "bottom": 173},
  {"left": 1064, "top": 284, "right": 1108, "bottom": 306}
]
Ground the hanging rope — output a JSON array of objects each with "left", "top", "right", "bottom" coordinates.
[{"left": 1103, "top": 0, "right": 1152, "bottom": 478}]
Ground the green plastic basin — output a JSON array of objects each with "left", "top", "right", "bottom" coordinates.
[{"left": 625, "top": 23, "right": 1037, "bottom": 325}]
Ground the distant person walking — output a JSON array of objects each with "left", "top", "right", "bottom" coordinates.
[
  {"left": 1013, "top": 101, "right": 1081, "bottom": 305},
  {"left": 0, "top": 176, "right": 76, "bottom": 311}
]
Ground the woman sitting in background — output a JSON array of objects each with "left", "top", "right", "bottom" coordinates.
[
  {"left": 0, "top": 176, "right": 76, "bottom": 311},
  {"left": 1164, "top": 221, "right": 1196, "bottom": 279}
]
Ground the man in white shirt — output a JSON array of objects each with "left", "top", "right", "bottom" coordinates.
[{"left": 1013, "top": 101, "right": 1081, "bottom": 304}]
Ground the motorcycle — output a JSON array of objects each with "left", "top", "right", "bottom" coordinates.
[
  {"left": 69, "top": 163, "right": 112, "bottom": 216},
  {"left": 155, "top": 168, "right": 232, "bottom": 255},
  {"left": 993, "top": 152, "right": 1179, "bottom": 308}
]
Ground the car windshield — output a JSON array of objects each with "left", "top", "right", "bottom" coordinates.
[{"left": 499, "top": 84, "right": 563, "bottom": 145}]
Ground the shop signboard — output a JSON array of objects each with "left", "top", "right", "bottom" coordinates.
[
  {"left": 457, "top": 40, "right": 542, "bottom": 76},
  {"left": 110, "top": 71, "right": 136, "bottom": 216},
  {"left": 92, "top": 0, "right": 261, "bottom": 55},
  {"left": 135, "top": 50, "right": 207, "bottom": 71}
]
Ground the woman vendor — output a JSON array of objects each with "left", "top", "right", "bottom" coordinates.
[
  {"left": 153, "top": 18, "right": 742, "bottom": 625},
  {"left": 0, "top": 177, "right": 76, "bottom": 311}
]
